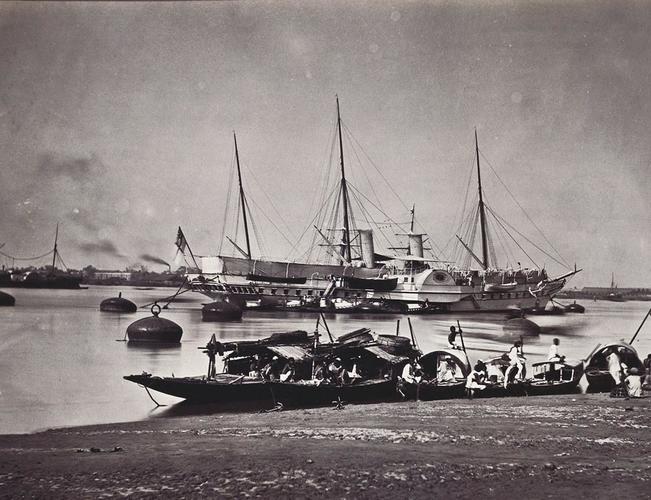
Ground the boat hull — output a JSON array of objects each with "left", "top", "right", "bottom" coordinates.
[
  {"left": 124, "top": 374, "right": 273, "bottom": 403},
  {"left": 400, "top": 381, "right": 466, "bottom": 400},
  {"left": 269, "top": 379, "right": 399, "bottom": 407}
]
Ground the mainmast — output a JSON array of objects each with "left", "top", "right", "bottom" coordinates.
[
  {"left": 336, "top": 95, "right": 352, "bottom": 263},
  {"left": 51, "top": 223, "right": 59, "bottom": 271},
  {"left": 475, "top": 130, "right": 489, "bottom": 269},
  {"left": 233, "top": 132, "right": 252, "bottom": 260}
]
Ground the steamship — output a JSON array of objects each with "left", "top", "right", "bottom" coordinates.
[{"left": 185, "top": 99, "right": 578, "bottom": 313}]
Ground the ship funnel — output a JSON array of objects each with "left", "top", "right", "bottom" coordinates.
[
  {"left": 358, "top": 229, "right": 375, "bottom": 268},
  {"left": 408, "top": 234, "right": 424, "bottom": 258}
]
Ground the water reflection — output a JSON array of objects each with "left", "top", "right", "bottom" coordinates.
[{"left": 0, "top": 286, "right": 649, "bottom": 434}]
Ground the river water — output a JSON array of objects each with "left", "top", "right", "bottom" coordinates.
[{"left": 0, "top": 286, "right": 649, "bottom": 434}]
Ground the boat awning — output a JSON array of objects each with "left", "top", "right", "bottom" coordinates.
[
  {"left": 364, "top": 345, "right": 408, "bottom": 364},
  {"left": 267, "top": 345, "right": 314, "bottom": 362}
]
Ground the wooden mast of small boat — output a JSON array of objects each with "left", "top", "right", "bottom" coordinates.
[
  {"left": 336, "top": 95, "right": 352, "bottom": 264},
  {"left": 233, "top": 132, "right": 252, "bottom": 260},
  {"left": 51, "top": 223, "right": 59, "bottom": 272},
  {"left": 475, "top": 130, "right": 489, "bottom": 269}
]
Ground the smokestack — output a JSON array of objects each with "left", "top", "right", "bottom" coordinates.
[{"left": 358, "top": 229, "right": 375, "bottom": 268}]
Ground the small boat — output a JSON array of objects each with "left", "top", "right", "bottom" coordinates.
[
  {"left": 484, "top": 282, "right": 518, "bottom": 292},
  {"left": 565, "top": 301, "right": 585, "bottom": 313},
  {"left": 399, "top": 349, "right": 471, "bottom": 401},
  {"left": 201, "top": 300, "right": 243, "bottom": 321},
  {"left": 268, "top": 341, "right": 414, "bottom": 408},
  {"left": 124, "top": 330, "right": 315, "bottom": 403},
  {"left": 246, "top": 274, "right": 307, "bottom": 285},
  {"left": 527, "top": 360, "right": 583, "bottom": 395},
  {"left": 100, "top": 292, "right": 137, "bottom": 313},
  {"left": 0, "top": 291, "right": 15, "bottom": 306},
  {"left": 583, "top": 342, "right": 644, "bottom": 392}
]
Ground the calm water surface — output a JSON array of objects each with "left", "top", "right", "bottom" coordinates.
[{"left": 1, "top": 285, "right": 649, "bottom": 434}]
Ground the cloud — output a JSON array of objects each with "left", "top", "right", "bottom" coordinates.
[{"left": 78, "top": 239, "right": 126, "bottom": 259}]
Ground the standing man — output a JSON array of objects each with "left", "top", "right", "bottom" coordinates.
[
  {"left": 504, "top": 341, "right": 525, "bottom": 388},
  {"left": 448, "top": 326, "right": 461, "bottom": 350}
]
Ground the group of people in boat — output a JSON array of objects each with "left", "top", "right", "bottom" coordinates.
[
  {"left": 243, "top": 354, "right": 368, "bottom": 386},
  {"left": 603, "top": 346, "right": 651, "bottom": 398}
]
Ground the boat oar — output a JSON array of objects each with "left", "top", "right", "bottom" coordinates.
[
  {"left": 396, "top": 319, "right": 400, "bottom": 336},
  {"left": 456, "top": 320, "right": 467, "bottom": 353},
  {"left": 320, "top": 312, "right": 334, "bottom": 343},
  {"left": 407, "top": 317, "right": 419, "bottom": 351},
  {"left": 629, "top": 307, "right": 651, "bottom": 344}
]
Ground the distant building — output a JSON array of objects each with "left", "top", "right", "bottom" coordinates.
[{"left": 93, "top": 270, "right": 132, "bottom": 281}]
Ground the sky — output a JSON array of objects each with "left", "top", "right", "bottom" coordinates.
[{"left": 0, "top": 1, "right": 649, "bottom": 287}]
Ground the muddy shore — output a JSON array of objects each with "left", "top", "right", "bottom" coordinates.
[{"left": 1, "top": 393, "right": 649, "bottom": 498}]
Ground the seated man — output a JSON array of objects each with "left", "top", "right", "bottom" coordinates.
[
  {"left": 262, "top": 356, "right": 282, "bottom": 381},
  {"left": 466, "top": 362, "right": 487, "bottom": 397},
  {"left": 625, "top": 367, "right": 643, "bottom": 398},
  {"left": 327, "top": 357, "right": 345, "bottom": 384},
  {"left": 280, "top": 358, "right": 296, "bottom": 382},
  {"left": 437, "top": 357, "right": 456, "bottom": 383},
  {"left": 401, "top": 359, "right": 422, "bottom": 384}
]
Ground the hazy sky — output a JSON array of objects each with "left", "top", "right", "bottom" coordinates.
[{"left": 0, "top": 1, "right": 649, "bottom": 287}]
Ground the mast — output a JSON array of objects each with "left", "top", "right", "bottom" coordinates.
[
  {"left": 336, "top": 95, "right": 352, "bottom": 263},
  {"left": 410, "top": 204, "right": 415, "bottom": 233},
  {"left": 233, "top": 132, "right": 252, "bottom": 260},
  {"left": 475, "top": 129, "right": 489, "bottom": 269},
  {"left": 51, "top": 223, "right": 59, "bottom": 271}
]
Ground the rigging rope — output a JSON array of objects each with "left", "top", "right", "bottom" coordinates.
[
  {"left": 0, "top": 249, "right": 54, "bottom": 261},
  {"left": 479, "top": 150, "right": 571, "bottom": 269},
  {"left": 218, "top": 152, "right": 236, "bottom": 255},
  {"left": 484, "top": 204, "right": 542, "bottom": 268}
]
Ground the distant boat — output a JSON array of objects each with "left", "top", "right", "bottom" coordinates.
[
  {"left": 0, "top": 225, "right": 83, "bottom": 289},
  {"left": 604, "top": 272, "right": 626, "bottom": 302}
]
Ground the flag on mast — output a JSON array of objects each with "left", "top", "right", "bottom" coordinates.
[{"left": 175, "top": 227, "right": 189, "bottom": 253}]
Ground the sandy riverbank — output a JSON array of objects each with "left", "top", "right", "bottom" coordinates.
[{"left": 0, "top": 393, "right": 649, "bottom": 498}]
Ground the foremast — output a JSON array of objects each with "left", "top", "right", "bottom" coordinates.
[{"left": 233, "top": 132, "right": 252, "bottom": 260}]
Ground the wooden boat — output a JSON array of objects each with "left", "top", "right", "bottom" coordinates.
[
  {"left": 201, "top": 300, "right": 243, "bottom": 321},
  {"left": 123, "top": 373, "right": 272, "bottom": 404},
  {"left": 583, "top": 342, "right": 643, "bottom": 393},
  {"left": 565, "top": 301, "right": 585, "bottom": 313},
  {"left": 400, "top": 349, "right": 470, "bottom": 401},
  {"left": 270, "top": 378, "right": 398, "bottom": 407},
  {"left": 527, "top": 360, "right": 583, "bottom": 395},
  {"left": 484, "top": 282, "right": 517, "bottom": 292},
  {"left": 246, "top": 273, "right": 307, "bottom": 284}
]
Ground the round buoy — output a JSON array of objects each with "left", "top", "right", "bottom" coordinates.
[
  {"left": 565, "top": 301, "right": 585, "bottom": 313},
  {"left": 100, "top": 292, "right": 137, "bottom": 313},
  {"left": 126, "top": 304, "right": 183, "bottom": 343},
  {"left": 201, "top": 301, "right": 243, "bottom": 322},
  {"left": 0, "top": 291, "right": 15, "bottom": 306},
  {"left": 503, "top": 317, "right": 540, "bottom": 337}
]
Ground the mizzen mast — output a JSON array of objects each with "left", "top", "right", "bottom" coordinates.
[
  {"left": 51, "top": 222, "right": 59, "bottom": 271},
  {"left": 475, "top": 129, "right": 489, "bottom": 270},
  {"left": 233, "top": 132, "right": 252, "bottom": 260}
]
